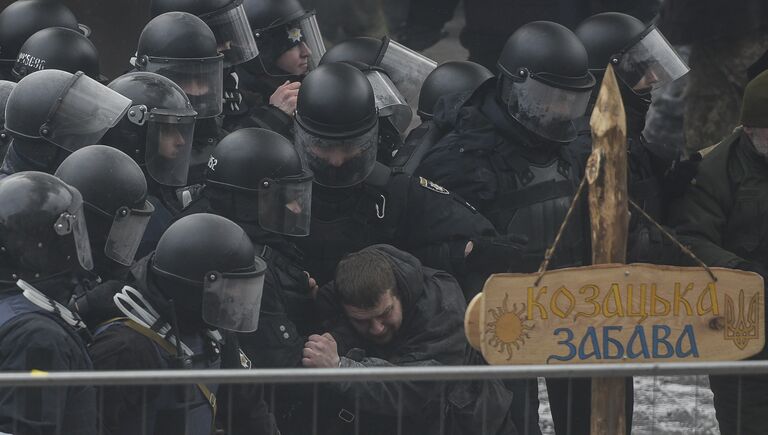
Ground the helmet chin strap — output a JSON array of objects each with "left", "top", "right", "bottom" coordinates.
[{"left": 18, "top": 279, "right": 86, "bottom": 330}]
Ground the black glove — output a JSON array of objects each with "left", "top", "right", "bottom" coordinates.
[
  {"left": 663, "top": 152, "right": 701, "bottom": 200},
  {"left": 465, "top": 233, "right": 528, "bottom": 276},
  {"left": 71, "top": 280, "right": 125, "bottom": 328}
]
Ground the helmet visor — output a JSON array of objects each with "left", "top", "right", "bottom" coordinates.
[
  {"left": 258, "top": 170, "right": 313, "bottom": 236},
  {"left": 614, "top": 27, "right": 689, "bottom": 94},
  {"left": 366, "top": 70, "right": 413, "bottom": 133},
  {"left": 53, "top": 188, "right": 94, "bottom": 271},
  {"left": 202, "top": 259, "right": 267, "bottom": 333},
  {"left": 143, "top": 56, "right": 224, "bottom": 118},
  {"left": 380, "top": 40, "right": 437, "bottom": 109},
  {"left": 297, "top": 13, "right": 326, "bottom": 71},
  {"left": 104, "top": 201, "right": 155, "bottom": 266},
  {"left": 42, "top": 72, "right": 131, "bottom": 152},
  {"left": 203, "top": 3, "right": 260, "bottom": 67},
  {"left": 145, "top": 110, "right": 196, "bottom": 186},
  {"left": 295, "top": 122, "right": 378, "bottom": 188},
  {"left": 500, "top": 76, "right": 591, "bottom": 143}
]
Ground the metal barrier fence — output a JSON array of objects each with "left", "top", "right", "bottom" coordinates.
[{"left": 3, "top": 361, "right": 768, "bottom": 435}]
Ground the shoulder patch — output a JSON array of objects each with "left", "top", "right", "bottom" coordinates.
[{"left": 419, "top": 177, "right": 450, "bottom": 195}]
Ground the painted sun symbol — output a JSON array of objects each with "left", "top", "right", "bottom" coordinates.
[{"left": 484, "top": 293, "right": 534, "bottom": 361}]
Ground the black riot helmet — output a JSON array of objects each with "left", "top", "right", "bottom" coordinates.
[
  {"left": 241, "top": 0, "right": 324, "bottom": 77},
  {"left": 0, "top": 0, "right": 87, "bottom": 74},
  {"left": 150, "top": 213, "right": 267, "bottom": 332},
  {"left": 102, "top": 72, "right": 198, "bottom": 187},
  {"left": 5, "top": 69, "right": 131, "bottom": 169},
  {"left": 497, "top": 21, "right": 596, "bottom": 143},
  {"left": 12, "top": 27, "right": 100, "bottom": 81},
  {"left": 320, "top": 36, "right": 437, "bottom": 111},
  {"left": 0, "top": 80, "right": 15, "bottom": 153},
  {"left": 137, "top": 12, "right": 224, "bottom": 118},
  {"left": 418, "top": 61, "right": 493, "bottom": 121},
  {"left": 150, "top": 0, "right": 259, "bottom": 67},
  {"left": 0, "top": 171, "right": 93, "bottom": 285},
  {"left": 205, "top": 128, "right": 313, "bottom": 236},
  {"left": 55, "top": 145, "right": 155, "bottom": 267},
  {"left": 575, "top": 12, "right": 689, "bottom": 96},
  {"left": 295, "top": 62, "right": 378, "bottom": 188}
]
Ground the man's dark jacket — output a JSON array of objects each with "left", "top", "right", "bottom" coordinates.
[{"left": 316, "top": 244, "right": 517, "bottom": 435}]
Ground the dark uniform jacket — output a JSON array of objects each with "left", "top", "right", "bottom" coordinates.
[
  {"left": 415, "top": 80, "right": 588, "bottom": 272},
  {"left": 316, "top": 244, "right": 517, "bottom": 435},
  {"left": 222, "top": 68, "right": 294, "bottom": 139},
  {"left": 295, "top": 161, "right": 498, "bottom": 288},
  {"left": 0, "top": 283, "right": 96, "bottom": 435}
]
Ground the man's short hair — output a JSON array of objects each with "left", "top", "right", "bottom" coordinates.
[{"left": 335, "top": 249, "right": 397, "bottom": 309}]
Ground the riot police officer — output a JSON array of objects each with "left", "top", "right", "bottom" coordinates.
[
  {"left": 414, "top": 21, "right": 598, "bottom": 435},
  {"left": 293, "top": 62, "right": 522, "bottom": 296},
  {"left": 225, "top": 0, "right": 325, "bottom": 136},
  {"left": 391, "top": 60, "right": 494, "bottom": 173},
  {"left": 101, "top": 71, "right": 198, "bottom": 258},
  {"left": 183, "top": 127, "right": 318, "bottom": 431},
  {"left": 55, "top": 145, "right": 155, "bottom": 326},
  {"left": 0, "top": 69, "right": 131, "bottom": 178},
  {"left": 0, "top": 171, "right": 97, "bottom": 434},
  {"left": 149, "top": 0, "right": 261, "bottom": 128},
  {"left": 0, "top": 0, "right": 87, "bottom": 80},
  {"left": 12, "top": 26, "right": 101, "bottom": 81},
  {"left": 574, "top": 12, "right": 694, "bottom": 266},
  {"left": 135, "top": 12, "right": 226, "bottom": 185},
  {"left": 149, "top": 0, "right": 259, "bottom": 68},
  {"left": 319, "top": 36, "right": 437, "bottom": 163},
  {"left": 88, "top": 213, "right": 276, "bottom": 435}
]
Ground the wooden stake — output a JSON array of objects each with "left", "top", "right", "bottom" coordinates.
[{"left": 587, "top": 64, "right": 628, "bottom": 435}]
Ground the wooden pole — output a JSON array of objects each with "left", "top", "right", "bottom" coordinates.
[{"left": 587, "top": 64, "right": 629, "bottom": 435}]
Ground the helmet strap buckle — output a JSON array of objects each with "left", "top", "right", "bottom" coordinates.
[{"left": 127, "top": 105, "right": 149, "bottom": 126}]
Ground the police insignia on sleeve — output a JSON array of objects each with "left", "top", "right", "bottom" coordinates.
[
  {"left": 419, "top": 177, "right": 449, "bottom": 195},
  {"left": 239, "top": 349, "right": 252, "bottom": 369}
]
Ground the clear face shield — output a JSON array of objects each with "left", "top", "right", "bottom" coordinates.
[
  {"left": 257, "top": 169, "right": 313, "bottom": 236},
  {"left": 141, "top": 56, "right": 224, "bottom": 118},
  {"left": 128, "top": 106, "right": 197, "bottom": 186},
  {"left": 202, "top": 1, "right": 260, "bottom": 67},
  {"left": 379, "top": 39, "right": 437, "bottom": 110},
  {"left": 612, "top": 27, "right": 690, "bottom": 95},
  {"left": 365, "top": 69, "right": 413, "bottom": 133},
  {"left": 296, "top": 12, "right": 326, "bottom": 71},
  {"left": 202, "top": 257, "right": 267, "bottom": 332},
  {"left": 500, "top": 74, "right": 591, "bottom": 143},
  {"left": 104, "top": 201, "right": 155, "bottom": 266},
  {"left": 40, "top": 72, "right": 132, "bottom": 152},
  {"left": 53, "top": 187, "right": 94, "bottom": 271},
  {"left": 295, "top": 122, "right": 378, "bottom": 188}
]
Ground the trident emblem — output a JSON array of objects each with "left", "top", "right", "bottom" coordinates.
[{"left": 724, "top": 289, "right": 760, "bottom": 350}]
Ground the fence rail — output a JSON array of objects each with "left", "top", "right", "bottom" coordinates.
[{"left": 4, "top": 361, "right": 768, "bottom": 387}]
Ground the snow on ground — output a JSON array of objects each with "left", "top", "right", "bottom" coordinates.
[{"left": 537, "top": 376, "right": 720, "bottom": 434}]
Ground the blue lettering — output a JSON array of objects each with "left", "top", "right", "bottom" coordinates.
[
  {"left": 652, "top": 325, "right": 674, "bottom": 358},
  {"left": 547, "top": 328, "right": 577, "bottom": 363},
  {"left": 627, "top": 325, "right": 650, "bottom": 359},
  {"left": 603, "top": 326, "right": 625, "bottom": 359},
  {"left": 578, "top": 327, "right": 602, "bottom": 360},
  {"left": 675, "top": 324, "right": 700, "bottom": 358}
]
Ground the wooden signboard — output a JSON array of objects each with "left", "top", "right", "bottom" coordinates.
[{"left": 465, "top": 264, "right": 765, "bottom": 365}]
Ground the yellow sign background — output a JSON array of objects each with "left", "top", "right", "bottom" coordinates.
[{"left": 465, "top": 264, "right": 765, "bottom": 365}]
